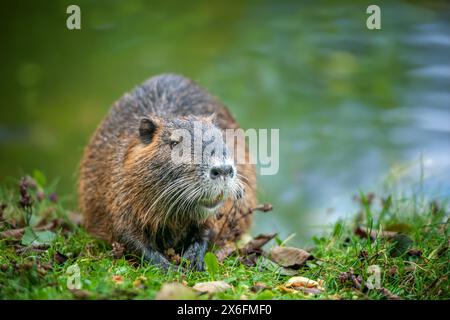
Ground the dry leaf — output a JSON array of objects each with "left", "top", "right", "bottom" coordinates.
[
  {"left": 155, "top": 282, "right": 197, "bottom": 300},
  {"left": 285, "top": 276, "right": 324, "bottom": 290},
  {"left": 54, "top": 251, "right": 68, "bottom": 264},
  {"left": 270, "top": 246, "right": 313, "bottom": 269},
  {"left": 70, "top": 289, "right": 91, "bottom": 299},
  {"left": 215, "top": 233, "right": 278, "bottom": 267},
  {"left": 240, "top": 233, "right": 277, "bottom": 255},
  {"left": 277, "top": 285, "right": 298, "bottom": 294},
  {"left": 111, "top": 275, "right": 123, "bottom": 284},
  {"left": 407, "top": 248, "right": 422, "bottom": 257},
  {"left": 389, "top": 234, "right": 414, "bottom": 257},
  {"left": 277, "top": 267, "right": 299, "bottom": 276},
  {"left": 239, "top": 253, "right": 259, "bottom": 267},
  {"left": 237, "top": 234, "right": 253, "bottom": 248},
  {"left": 0, "top": 228, "right": 25, "bottom": 240},
  {"left": 354, "top": 226, "right": 397, "bottom": 241},
  {"left": 297, "top": 287, "right": 322, "bottom": 295},
  {"left": 251, "top": 282, "right": 270, "bottom": 293},
  {"left": 193, "top": 280, "right": 233, "bottom": 293},
  {"left": 16, "top": 243, "right": 50, "bottom": 254},
  {"left": 258, "top": 256, "right": 299, "bottom": 276},
  {"left": 215, "top": 243, "right": 237, "bottom": 262}
]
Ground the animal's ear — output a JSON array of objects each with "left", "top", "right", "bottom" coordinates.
[
  {"left": 139, "top": 117, "right": 157, "bottom": 144},
  {"left": 205, "top": 112, "right": 217, "bottom": 123}
]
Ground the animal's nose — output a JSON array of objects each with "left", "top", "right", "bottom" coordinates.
[{"left": 210, "top": 165, "right": 234, "bottom": 180}]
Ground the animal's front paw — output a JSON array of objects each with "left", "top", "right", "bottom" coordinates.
[
  {"left": 143, "top": 248, "right": 180, "bottom": 272},
  {"left": 182, "top": 241, "right": 207, "bottom": 271}
]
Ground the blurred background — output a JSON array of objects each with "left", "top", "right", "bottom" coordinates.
[{"left": 0, "top": 0, "right": 449, "bottom": 245}]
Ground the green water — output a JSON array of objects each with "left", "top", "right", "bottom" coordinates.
[{"left": 1, "top": 1, "right": 449, "bottom": 244}]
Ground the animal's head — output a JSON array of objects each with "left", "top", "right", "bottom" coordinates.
[{"left": 128, "top": 115, "right": 244, "bottom": 224}]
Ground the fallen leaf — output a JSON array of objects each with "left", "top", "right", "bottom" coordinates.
[
  {"left": 239, "top": 253, "right": 259, "bottom": 267},
  {"left": 386, "top": 267, "right": 398, "bottom": 276},
  {"left": 278, "top": 267, "right": 299, "bottom": 276},
  {"left": 277, "top": 285, "right": 298, "bottom": 294},
  {"left": 207, "top": 233, "right": 277, "bottom": 267},
  {"left": 155, "top": 282, "right": 197, "bottom": 300},
  {"left": 269, "top": 246, "right": 314, "bottom": 269},
  {"left": 258, "top": 256, "right": 299, "bottom": 276},
  {"left": 70, "top": 289, "right": 91, "bottom": 299},
  {"left": 389, "top": 234, "right": 413, "bottom": 257},
  {"left": 407, "top": 248, "right": 422, "bottom": 257},
  {"left": 285, "top": 276, "right": 324, "bottom": 290},
  {"left": 240, "top": 233, "right": 277, "bottom": 255},
  {"left": 15, "top": 244, "right": 49, "bottom": 255},
  {"left": 38, "top": 260, "right": 52, "bottom": 271},
  {"left": 296, "top": 287, "right": 323, "bottom": 295},
  {"left": 21, "top": 227, "right": 56, "bottom": 246},
  {"left": 236, "top": 234, "right": 253, "bottom": 248},
  {"left": 251, "top": 282, "right": 270, "bottom": 293},
  {"left": 354, "top": 226, "right": 397, "bottom": 241},
  {"left": 111, "top": 275, "right": 124, "bottom": 284},
  {"left": 54, "top": 251, "right": 68, "bottom": 264},
  {"left": 215, "top": 243, "right": 237, "bottom": 262},
  {"left": 192, "top": 280, "right": 233, "bottom": 293},
  {"left": 0, "top": 228, "right": 25, "bottom": 240}
]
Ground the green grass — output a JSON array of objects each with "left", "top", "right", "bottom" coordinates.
[{"left": 0, "top": 175, "right": 448, "bottom": 300}]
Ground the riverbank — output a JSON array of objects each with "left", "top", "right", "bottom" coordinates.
[{"left": 0, "top": 173, "right": 448, "bottom": 299}]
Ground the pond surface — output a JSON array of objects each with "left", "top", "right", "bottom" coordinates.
[{"left": 1, "top": 1, "right": 449, "bottom": 245}]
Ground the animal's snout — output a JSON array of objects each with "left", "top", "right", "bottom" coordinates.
[{"left": 209, "top": 164, "right": 234, "bottom": 180}]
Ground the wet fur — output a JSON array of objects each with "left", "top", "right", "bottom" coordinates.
[{"left": 78, "top": 74, "right": 257, "bottom": 269}]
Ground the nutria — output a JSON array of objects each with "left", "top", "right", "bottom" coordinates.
[{"left": 78, "top": 74, "right": 256, "bottom": 270}]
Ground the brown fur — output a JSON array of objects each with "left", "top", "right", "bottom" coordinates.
[{"left": 78, "top": 74, "right": 257, "bottom": 265}]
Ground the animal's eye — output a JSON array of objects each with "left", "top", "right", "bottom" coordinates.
[{"left": 169, "top": 136, "right": 183, "bottom": 149}]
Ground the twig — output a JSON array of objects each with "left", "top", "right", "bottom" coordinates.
[
  {"left": 249, "top": 203, "right": 273, "bottom": 213},
  {"left": 234, "top": 203, "right": 274, "bottom": 225}
]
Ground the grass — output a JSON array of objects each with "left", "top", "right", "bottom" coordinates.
[{"left": 0, "top": 174, "right": 448, "bottom": 300}]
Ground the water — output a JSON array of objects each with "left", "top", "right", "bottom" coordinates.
[{"left": 1, "top": 0, "right": 449, "bottom": 245}]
